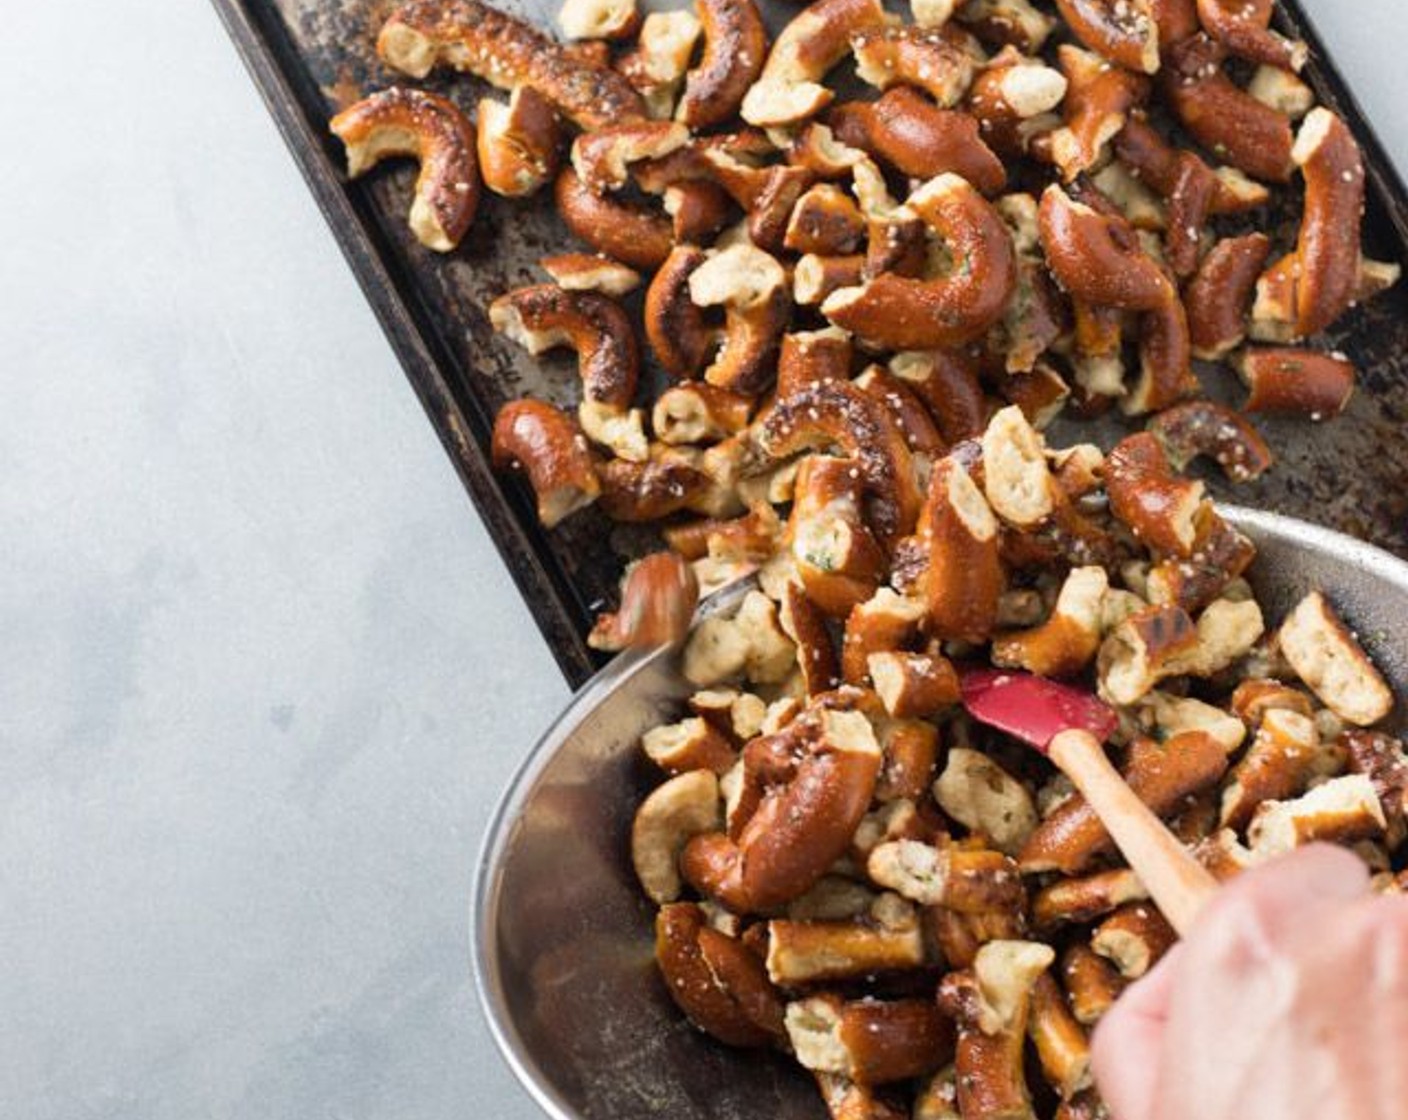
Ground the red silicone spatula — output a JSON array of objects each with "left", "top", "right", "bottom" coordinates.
[{"left": 961, "top": 669, "right": 1217, "bottom": 935}]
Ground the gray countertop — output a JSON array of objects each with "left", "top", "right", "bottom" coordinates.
[{"left": 1, "top": 2, "right": 1404, "bottom": 1116}]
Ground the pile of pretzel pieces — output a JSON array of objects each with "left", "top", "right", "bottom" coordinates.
[{"left": 325, "top": 0, "right": 1408, "bottom": 1116}]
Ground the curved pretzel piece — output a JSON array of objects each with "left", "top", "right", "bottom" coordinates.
[
  {"left": 921, "top": 456, "right": 1004, "bottom": 643},
  {"left": 1038, "top": 185, "right": 1173, "bottom": 311},
  {"left": 489, "top": 283, "right": 638, "bottom": 408},
  {"left": 1161, "top": 33, "right": 1294, "bottom": 183},
  {"left": 589, "top": 551, "right": 700, "bottom": 651},
  {"left": 330, "top": 87, "right": 480, "bottom": 252},
  {"left": 762, "top": 380, "right": 922, "bottom": 548},
  {"left": 1196, "top": 0, "right": 1307, "bottom": 72},
  {"left": 681, "top": 706, "right": 883, "bottom": 912},
  {"left": 555, "top": 167, "right": 673, "bottom": 270},
  {"left": 476, "top": 86, "right": 560, "bottom": 199},
  {"left": 490, "top": 399, "right": 600, "bottom": 526},
  {"left": 741, "top": 0, "right": 892, "bottom": 127},
  {"left": 378, "top": 0, "right": 647, "bottom": 128},
  {"left": 678, "top": 0, "right": 768, "bottom": 129},
  {"left": 824, "top": 175, "right": 1018, "bottom": 350},
  {"left": 1288, "top": 108, "right": 1366, "bottom": 338},
  {"left": 1055, "top": 0, "right": 1160, "bottom": 74}
]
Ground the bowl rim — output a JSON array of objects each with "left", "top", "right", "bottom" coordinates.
[{"left": 469, "top": 503, "right": 1408, "bottom": 1119}]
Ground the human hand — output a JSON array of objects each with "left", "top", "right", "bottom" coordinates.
[{"left": 1091, "top": 843, "right": 1408, "bottom": 1120}]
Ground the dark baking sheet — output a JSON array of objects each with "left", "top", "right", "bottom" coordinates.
[{"left": 212, "top": 0, "right": 1408, "bottom": 688}]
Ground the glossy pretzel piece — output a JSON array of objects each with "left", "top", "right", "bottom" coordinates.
[
  {"left": 1185, "top": 232, "right": 1273, "bottom": 359},
  {"left": 787, "top": 993, "right": 956, "bottom": 1085},
  {"left": 378, "top": 0, "right": 647, "bottom": 128},
  {"left": 1160, "top": 33, "right": 1294, "bottom": 183},
  {"left": 850, "top": 23, "right": 983, "bottom": 107},
  {"left": 588, "top": 551, "right": 700, "bottom": 651},
  {"left": 1049, "top": 45, "right": 1151, "bottom": 182},
  {"left": 824, "top": 174, "right": 1018, "bottom": 351},
  {"left": 1195, "top": 0, "right": 1307, "bottom": 72},
  {"left": 330, "top": 87, "right": 480, "bottom": 252},
  {"left": 489, "top": 399, "right": 600, "bottom": 527},
  {"left": 687, "top": 244, "right": 793, "bottom": 395},
  {"left": 964, "top": 47, "right": 1069, "bottom": 160},
  {"left": 1237, "top": 347, "right": 1357, "bottom": 419},
  {"left": 476, "top": 86, "right": 560, "bottom": 199},
  {"left": 1054, "top": 0, "right": 1161, "bottom": 74},
  {"left": 741, "top": 0, "right": 892, "bottom": 127},
  {"left": 555, "top": 167, "right": 674, "bottom": 270},
  {"left": 677, "top": 0, "right": 768, "bottom": 128},
  {"left": 681, "top": 705, "right": 883, "bottom": 912},
  {"left": 829, "top": 88, "right": 1008, "bottom": 195},
  {"left": 920, "top": 456, "right": 1004, "bottom": 643},
  {"left": 788, "top": 454, "right": 887, "bottom": 617}
]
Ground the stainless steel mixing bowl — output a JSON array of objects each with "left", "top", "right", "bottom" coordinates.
[{"left": 473, "top": 506, "right": 1408, "bottom": 1120}]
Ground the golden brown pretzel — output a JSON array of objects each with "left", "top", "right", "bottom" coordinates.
[
  {"left": 616, "top": 9, "right": 702, "bottom": 119},
  {"left": 588, "top": 551, "right": 700, "bottom": 651},
  {"left": 850, "top": 24, "right": 982, "bottom": 107},
  {"left": 678, "top": 0, "right": 768, "bottom": 129},
  {"left": 829, "top": 89, "right": 1007, "bottom": 195},
  {"left": 1237, "top": 347, "right": 1357, "bottom": 419},
  {"left": 784, "top": 184, "right": 868, "bottom": 256},
  {"left": 762, "top": 380, "right": 922, "bottom": 549},
  {"left": 1020, "top": 730, "right": 1229, "bottom": 872},
  {"left": 663, "top": 180, "right": 736, "bottom": 244},
  {"left": 1286, "top": 108, "right": 1366, "bottom": 338},
  {"left": 957, "top": 0, "right": 1056, "bottom": 54},
  {"left": 781, "top": 582, "right": 843, "bottom": 696},
  {"left": 867, "top": 651, "right": 961, "bottom": 720},
  {"left": 789, "top": 455, "right": 887, "bottom": 618},
  {"left": 490, "top": 399, "right": 600, "bottom": 527},
  {"left": 1096, "top": 604, "right": 1200, "bottom": 705},
  {"left": 1032, "top": 868, "right": 1151, "bottom": 931},
  {"left": 1104, "top": 432, "right": 1205, "bottom": 556},
  {"left": 644, "top": 246, "right": 712, "bottom": 380},
  {"left": 653, "top": 382, "right": 753, "bottom": 446},
  {"left": 1342, "top": 729, "right": 1408, "bottom": 842},
  {"left": 741, "top": 0, "right": 892, "bottom": 127},
  {"left": 1161, "top": 33, "right": 1294, "bottom": 183},
  {"left": 554, "top": 167, "right": 673, "bottom": 270},
  {"left": 571, "top": 121, "right": 689, "bottom": 195},
  {"left": 993, "top": 566, "right": 1108, "bottom": 679},
  {"left": 964, "top": 47, "right": 1069, "bottom": 160},
  {"left": 1038, "top": 186, "right": 1173, "bottom": 310},
  {"left": 1185, "top": 232, "right": 1272, "bottom": 359},
  {"left": 655, "top": 902, "right": 785, "bottom": 1047},
  {"left": 1127, "top": 295, "right": 1197, "bottom": 416},
  {"left": 1150, "top": 0, "right": 1200, "bottom": 46},
  {"left": 921, "top": 456, "right": 1004, "bottom": 643},
  {"left": 841, "top": 589, "right": 927, "bottom": 686},
  {"left": 1145, "top": 505, "right": 1256, "bottom": 612},
  {"left": 1229, "top": 678, "right": 1314, "bottom": 729},
  {"left": 1028, "top": 972, "right": 1094, "bottom": 1101},
  {"left": 1196, "top": 0, "right": 1306, "bottom": 72},
  {"left": 489, "top": 283, "right": 638, "bottom": 408},
  {"left": 641, "top": 715, "right": 739, "bottom": 774},
  {"left": 1049, "top": 45, "right": 1152, "bottom": 182},
  {"left": 787, "top": 994, "right": 956, "bottom": 1085},
  {"left": 597, "top": 448, "right": 723, "bottom": 520},
  {"left": 1146, "top": 400, "right": 1274, "bottom": 482},
  {"left": 783, "top": 122, "right": 867, "bottom": 180},
  {"left": 794, "top": 253, "right": 867, "bottom": 306},
  {"left": 688, "top": 244, "right": 793, "bottom": 395},
  {"left": 824, "top": 175, "right": 1018, "bottom": 351},
  {"left": 681, "top": 706, "right": 883, "bottom": 911},
  {"left": 377, "top": 0, "right": 646, "bottom": 128},
  {"left": 776, "top": 329, "right": 854, "bottom": 399},
  {"left": 704, "top": 157, "right": 817, "bottom": 253},
  {"left": 1061, "top": 943, "right": 1127, "bottom": 1025},
  {"left": 938, "top": 942, "right": 1053, "bottom": 1120},
  {"left": 329, "top": 87, "right": 480, "bottom": 252},
  {"left": 539, "top": 252, "right": 639, "bottom": 296},
  {"left": 1113, "top": 115, "right": 1270, "bottom": 213},
  {"left": 854, "top": 367, "right": 948, "bottom": 460},
  {"left": 1163, "top": 150, "right": 1216, "bottom": 279},
  {"left": 868, "top": 841, "right": 1026, "bottom": 914},
  {"left": 1091, "top": 902, "right": 1177, "bottom": 978},
  {"left": 475, "top": 86, "right": 560, "bottom": 199},
  {"left": 1218, "top": 707, "right": 1320, "bottom": 829},
  {"left": 765, "top": 895, "right": 927, "bottom": 983},
  {"left": 889, "top": 350, "right": 992, "bottom": 445},
  {"left": 1054, "top": 0, "right": 1161, "bottom": 74}
]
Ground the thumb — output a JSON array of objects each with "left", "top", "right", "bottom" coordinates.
[{"left": 1092, "top": 943, "right": 1182, "bottom": 1120}]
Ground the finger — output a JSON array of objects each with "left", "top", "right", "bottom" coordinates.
[
  {"left": 1198, "top": 842, "right": 1370, "bottom": 948},
  {"left": 1092, "top": 943, "right": 1185, "bottom": 1120}
]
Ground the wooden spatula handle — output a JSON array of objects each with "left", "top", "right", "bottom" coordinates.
[{"left": 1048, "top": 729, "right": 1218, "bottom": 936}]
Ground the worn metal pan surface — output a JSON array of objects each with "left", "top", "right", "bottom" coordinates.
[
  {"left": 471, "top": 505, "right": 1408, "bottom": 1120},
  {"left": 212, "top": 0, "right": 1408, "bottom": 686}
]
